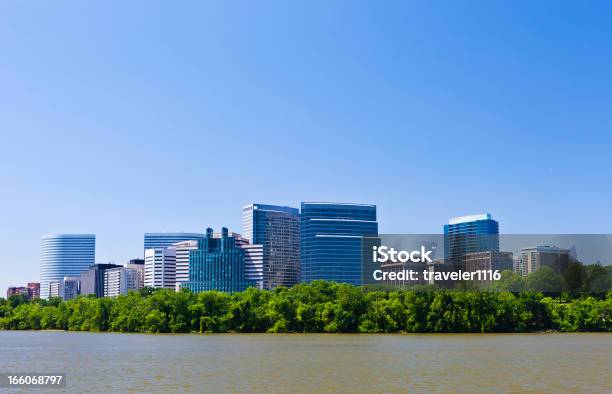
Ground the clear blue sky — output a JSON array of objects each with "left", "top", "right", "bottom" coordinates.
[{"left": 1, "top": 1, "right": 611, "bottom": 292}]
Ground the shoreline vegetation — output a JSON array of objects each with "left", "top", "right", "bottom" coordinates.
[{"left": 1, "top": 280, "right": 610, "bottom": 333}]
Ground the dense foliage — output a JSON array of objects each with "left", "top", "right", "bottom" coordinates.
[
  {"left": 1, "top": 281, "right": 610, "bottom": 333},
  {"left": 490, "top": 264, "right": 612, "bottom": 293}
]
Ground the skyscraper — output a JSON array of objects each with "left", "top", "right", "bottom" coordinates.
[
  {"left": 40, "top": 234, "right": 96, "bottom": 299},
  {"left": 144, "top": 247, "right": 176, "bottom": 289},
  {"left": 144, "top": 233, "right": 203, "bottom": 251},
  {"left": 242, "top": 204, "right": 300, "bottom": 289},
  {"left": 443, "top": 214, "right": 499, "bottom": 267},
  {"left": 300, "top": 202, "right": 378, "bottom": 285},
  {"left": 183, "top": 228, "right": 253, "bottom": 293}
]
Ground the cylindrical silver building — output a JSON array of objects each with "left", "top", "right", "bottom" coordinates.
[{"left": 40, "top": 234, "right": 96, "bottom": 299}]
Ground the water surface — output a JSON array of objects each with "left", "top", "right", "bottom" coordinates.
[{"left": 0, "top": 331, "right": 610, "bottom": 393}]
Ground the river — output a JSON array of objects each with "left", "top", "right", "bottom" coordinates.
[{"left": 0, "top": 331, "right": 610, "bottom": 393}]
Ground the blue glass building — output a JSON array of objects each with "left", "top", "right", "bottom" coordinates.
[
  {"left": 143, "top": 232, "right": 204, "bottom": 252},
  {"left": 40, "top": 234, "right": 96, "bottom": 299},
  {"left": 183, "top": 228, "right": 253, "bottom": 293},
  {"left": 242, "top": 204, "right": 300, "bottom": 289},
  {"left": 300, "top": 202, "right": 378, "bottom": 285},
  {"left": 443, "top": 214, "right": 499, "bottom": 266}
]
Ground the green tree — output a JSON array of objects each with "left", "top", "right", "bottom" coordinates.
[
  {"left": 563, "top": 262, "right": 587, "bottom": 293},
  {"left": 491, "top": 270, "right": 525, "bottom": 292},
  {"left": 584, "top": 264, "right": 612, "bottom": 292},
  {"left": 526, "top": 267, "right": 563, "bottom": 293}
]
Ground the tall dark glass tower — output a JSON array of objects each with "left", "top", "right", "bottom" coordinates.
[
  {"left": 443, "top": 214, "right": 499, "bottom": 266},
  {"left": 300, "top": 202, "right": 378, "bottom": 285},
  {"left": 242, "top": 204, "right": 300, "bottom": 289}
]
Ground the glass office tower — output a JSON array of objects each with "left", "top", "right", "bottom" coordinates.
[
  {"left": 300, "top": 202, "right": 378, "bottom": 285},
  {"left": 242, "top": 204, "right": 300, "bottom": 289},
  {"left": 443, "top": 214, "right": 499, "bottom": 266},
  {"left": 143, "top": 233, "right": 204, "bottom": 251},
  {"left": 40, "top": 234, "right": 96, "bottom": 299},
  {"left": 183, "top": 228, "right": 253, "bottom": 293}
]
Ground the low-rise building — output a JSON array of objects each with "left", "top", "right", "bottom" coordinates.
[
  {"left": 104, "top": 262, "right": 145, "bottom": 297},
  {"left": 6, "top": 287, "right": 29, "bottom": 299},
  {"left": 62, "top": 276, "right": 80, "bottom": 300},
  {"left": 521, "top": 246, "right": 570, "bottom": 275},
  {"left": 80, "top": 263, "right": 122, "bottom": 297},
  {"left": 463, "top": 251, "right": 513, "bottom": 286},
  {"left": 27, "top": 282, "right": 40, "bottom": 299}
]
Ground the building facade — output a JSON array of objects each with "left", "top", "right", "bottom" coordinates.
[
  {"left": 144, "top": 247, "right": 176, "bottom": 289},
  {"left": 242, "top": 204, "right": 300, "bottom": 289},
  {"left": 173, "top": 240, "right": 199, "bottom": 291},
  {"left": 6, "top": 287, "right": 29, "bottom": 299},
  {"left": 104, "top": 262, "right": 144, "bottom": 297},
  {"left": 40, "top": 234, "right": 96, "bottom": 299},
  {"left": 27, "top": 282, "right": 40, "bottom": 299},
  {"left": 513, "top": 256, "right": 526, "bottom": 276},
  {"left": 240, "top": 243, "right": 264, "bottom": 289},
  {"left": 144, "top": 233, "right": 203, "bottom": 251},
  {"left": 7, "top": 283, "right": 41, "bottom": 299},
  {"left": 80, "top": 263, "right": 122, "bottom": 297},
  {"left": 183, "top": 228, "right": 253, "bottom": 293},
  {"left": 463, "top": 251, "right": 513, "bottom": 286},
  {"left": 300, "top": 202, "right": 378, "bottom": 285},
  {"left": 521, "top": 246, "right": 571, "bottom": 275},
  {"left": 62, "top": 276, "right": 80, "bottom": 300},
  {"left": 49, "top": 280, "right": 61, "bottom": 298},
  {"left": 427, "top": 259, "right": 458, "bottom": 288},
  {"left": 443, "top": 214, "right": 499, "bottom": 267}
]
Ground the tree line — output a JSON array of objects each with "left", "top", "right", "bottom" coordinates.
[
  {"left": 489, "top": 264, "right": 612, "bottom": 293},
  {"left": 1, "top": 280, "right": 610, "bottom": 333}
]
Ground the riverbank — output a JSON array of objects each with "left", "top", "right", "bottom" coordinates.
[{"left": 2, "top": 281, "right": 610, "bottom": 333}]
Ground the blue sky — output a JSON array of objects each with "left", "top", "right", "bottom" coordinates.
[{"left": 1, "top": 1, "right": 611, "bottom": 292}]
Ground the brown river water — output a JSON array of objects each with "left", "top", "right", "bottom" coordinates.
[{"left": 0, "top": 331, "right": 610, "bottom": 393}]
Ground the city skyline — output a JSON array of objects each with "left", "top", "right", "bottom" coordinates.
[
  {"left": 2, "top": 1, "right": 612, "bottom": 295},
  {"left": 4, "top": 205, "right": 612, "bottom": 292},
  {"left": 1, "top": 4, "right": 610, "bottom": 393}
]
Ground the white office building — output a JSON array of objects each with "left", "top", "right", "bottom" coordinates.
[
  {"left": 173, "top": 240, "right": 199, "bottom": 292},
  {"left": 49, "top": 280, "right": 61, "bottom": 298},
  {"left": 521, "top": 246, "right": 571, "bottom": 275},
  {"left": 240, "top": 243, "right": 264, "bottom": 289},
  {"left": 49, "top": 276, "right": 80, "bottom": 300},
  {"left": 104, "top": 263, "right": 145, "bottom": 297},
  {"left": 145, "top": 247, "right": 176, "bottom": 289}
]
